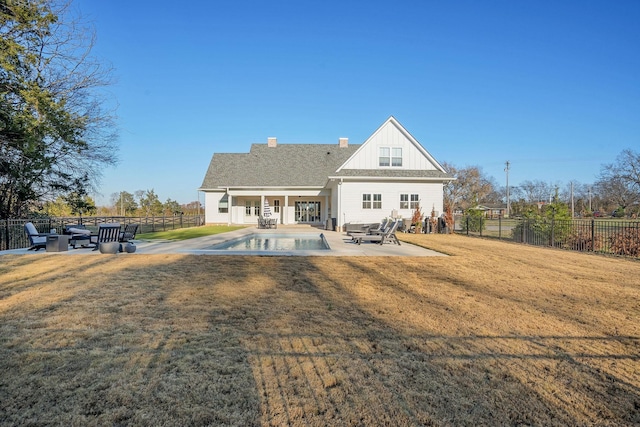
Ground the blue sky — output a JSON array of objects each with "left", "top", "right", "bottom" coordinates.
[{"left": 75, "top": 0, "right": 640, "bottom": 205}]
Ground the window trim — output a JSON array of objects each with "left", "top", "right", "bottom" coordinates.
[
  {"left": 379, "top": 147, "right": 390, "bottom": 167},
  {"left": 391, "top": 147, "right": 403, "bottom": 167},
  {"left": 400, "top": 194, "right": 409, "bottom": 209},
  {"left": 410, "top": 194, "right": 420, "bottom": 209},
  {"left": 379, "top": 147, "right": 402, "bottom": 167},
  {"left": 373, "top": 194, "right": 382, "bottom": 209},
  {"left": 362, "top": 194, "right": 372, "bottom": 209},
  {"left": 363, "top": 193, "right": 382, "bottom": 209},
  {"left": 218, "top": 195, "right": 229, "bottom": 213}
]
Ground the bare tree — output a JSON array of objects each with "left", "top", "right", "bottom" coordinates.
[
  {"left": 597, "top": 149, "right": 640, "bottom": 214},
  {"left": 518, "top": 180, "right": 555, "bottom": 204},
  {"left": 442, "top": 162, "right": 498, "bottom": 210}
]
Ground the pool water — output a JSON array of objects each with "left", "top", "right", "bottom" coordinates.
[{"left": 206, "top": 233, "right": 330, "bottom": 251}]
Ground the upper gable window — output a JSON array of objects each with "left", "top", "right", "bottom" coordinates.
[
  {"left": 379, "top": 147, "right": 402, "bottom": 167},
  {"left": 379, "top": 148, "right": 390, "bottom": 166},
  {"left": 391, "top": 148, "right": 403, "bottom": 166}
]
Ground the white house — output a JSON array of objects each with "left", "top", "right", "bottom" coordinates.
[{"left": 199, "top": 116, "right": 454, "bottom": 228}]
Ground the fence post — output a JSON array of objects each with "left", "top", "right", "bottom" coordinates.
[
  {"left": 466, "top": 216, "right": 469, "bottom": 236},
  {"left": 591, "top": 219, "right": 595, "bottom": 252},
  {"left": 498, "top": 215, "right": 502, "bottom": 239},
  {"left": 551, "top": 219, "right": 555, "bottom": 247}
]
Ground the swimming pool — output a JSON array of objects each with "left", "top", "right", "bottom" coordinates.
[{"left": 205, "top": 233, "right": 330, "bottom": 251}]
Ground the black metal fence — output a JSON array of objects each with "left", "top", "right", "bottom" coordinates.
[
  {"left": 1, "top": 215, "right": 205, "bottom": 251},
  {"left": 455, "top": 216, "right": 640, "bottom": 257}
]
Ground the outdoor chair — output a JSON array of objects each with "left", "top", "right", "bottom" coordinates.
[
  {"left": 349, "top": 218, "right": 391, "bottom": 240},
  {"left": 353, "top": 220, "right": 401, "bottom": 245},
  {"left": 258, "top": 215, "right": 268, "bottom": 229},
  {"left": 366, "top": 218, "right": 390, "bottom": 235},
  {"left": 345, "top": 222, "right": 378, "bottom": 236},
  {"left": 65, "top": 224, "right": 92, "bottom": 248},
  {"left": 89, "top": 223, "right": 121, "bottom": 251},
  {"left": 24, "top": 222, "right": 49, "bottom": 251},
  {"left": 119, "top": 224, "right": 139, "bottom": 242}
]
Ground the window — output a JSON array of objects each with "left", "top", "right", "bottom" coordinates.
[
  {"left": 254, "top": 201, "right": 260, "bottom": 217},
  {"left": 400, "top": 194, "right": 409, "bottom": 209},
  {"left": 362, "top": 194, "right": 372, "bottom": 209},
  {"left": 363, "top": 194, "right": 381, "bottom": 209},
  {"left": 379, "top": 147, "right": 402, "bottom": 167},
  {"left": 410, "top": 194, "right": 420, "bottom": 209},
  {"left": 273, "top": 199, "right": 280, "bottom": 213},
  {"left": 392, "top": 147, "right": 402, "bottom": 166},
  {"left": 245, "top": 201, "right": 252, "bottom": 216},
  {"left": 218, "top": 195, "right": 229, "bottom": 213},
  {"left": 379, "top": 147, "right": 390, "bottom": 167},
  {"left": 373, "top": 194, "right": 382, "bottom": 209}
]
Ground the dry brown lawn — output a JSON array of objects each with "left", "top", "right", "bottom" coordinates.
[{"left": 0, "top": 234, "right": 638, "bottom": 426}]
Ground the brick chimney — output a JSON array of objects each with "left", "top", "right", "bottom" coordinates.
[
  {"left": 267, "top": 137, "right": 277, "bottom": 148},
  {"left": 339, "top": 137, "right": 348, "bottom": 148}
]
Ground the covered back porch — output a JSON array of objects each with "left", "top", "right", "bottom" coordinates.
[{"left": 205, "top": 189, "right": 332, "bottom": 226}]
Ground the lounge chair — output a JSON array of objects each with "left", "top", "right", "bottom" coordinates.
[
  {"left": 349, "top": 218, "right": 391, "bottom": 240},
  {"left": 119, "top": 224, "right": 138, "bottom": 242},
  {"left": 65, "top": 224, "right": 92, "bottom": 248},
  {"left": 89, "top": 224, "right": 121, "bottom": 251},
  {"left": 353, "top": 220, "right": 401, "bottom": 245},
  {"left": 24, "top": 222, "right": 49, "bottom": 251},
  {"left": 345, "top": 222, "right": 379, "bottom": 236},
  {"left": 363, "top": 218, "right": 390, "bottom": 235}
]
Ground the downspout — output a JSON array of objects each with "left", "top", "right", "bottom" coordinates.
[{"left": 338, "top": 178, "right": 343, "bottom": 231}]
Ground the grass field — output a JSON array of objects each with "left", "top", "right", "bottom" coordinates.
[
  {"left": 0, "top": 234, "right": 638, "bottom": 425},
  {"left": 136, "top": 225, "right": 245, "bottom": 240}
]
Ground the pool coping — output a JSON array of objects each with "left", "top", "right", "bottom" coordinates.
[{"left": 1, "top": 225, "right": 446, "bottom": 257}]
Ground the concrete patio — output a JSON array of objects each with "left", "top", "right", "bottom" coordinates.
[{"left": 1, "top": 225, "right": 445, "bottom": 257}]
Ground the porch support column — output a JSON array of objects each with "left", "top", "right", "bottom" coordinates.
[
  {"left": 284, "top": 195, "right": 289, "bottom": 225},
  {"left": 324, "top": 195, "right": 329, "bottom": 224}
]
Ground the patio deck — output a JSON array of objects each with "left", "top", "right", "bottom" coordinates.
[{"left": 1, "top": 225, "right": 445, "bottom": 257}]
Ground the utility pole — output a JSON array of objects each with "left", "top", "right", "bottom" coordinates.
[
  {"left": 571, "top": 182, "right": 575, "bottom": 218},
  {"left": 504, "top": 161, "right": 510, "bottom": 218}
]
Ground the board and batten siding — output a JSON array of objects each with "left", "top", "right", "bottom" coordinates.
[
  {"left": 339, "top": 181, "right": 443, "bottom": 225},
  {"left": 339, "top": 120, "right": 439, "bottom": 171}
]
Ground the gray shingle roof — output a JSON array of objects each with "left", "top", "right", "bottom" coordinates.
[
  {"left": 333, "top": 169, "right": 453, "bottom": 179},
  {"left": 200, "top": 144, "right": 361, "bottom": 188}
]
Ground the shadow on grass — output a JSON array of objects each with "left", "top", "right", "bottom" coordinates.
[{"left": 0, "top": 255, "right": 638, "bottom": 425}]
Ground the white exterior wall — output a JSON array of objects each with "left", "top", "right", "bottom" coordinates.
[
  {"left": 204, "top": 192, "right": 230, "bottom": 224},
  {"left": 338, "top": 181, "right": 443, "bottom": 225},
  {"left": 340, "top": 121, "right": 438, "bottom": 171}
]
